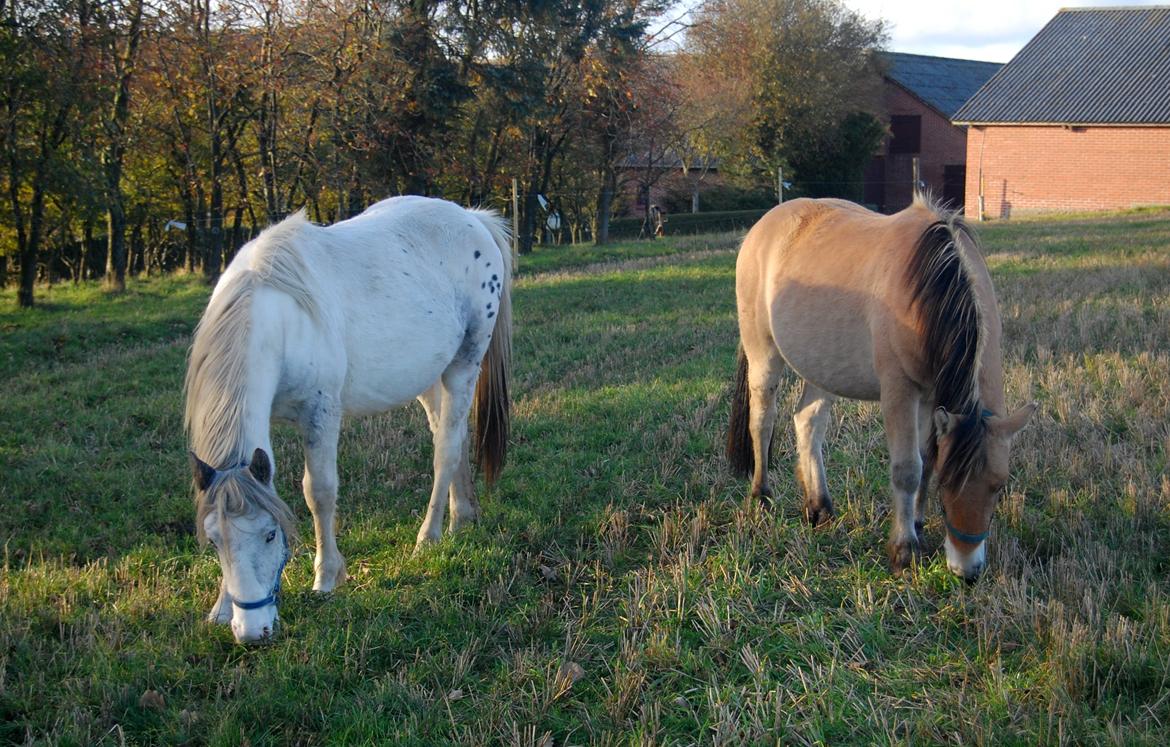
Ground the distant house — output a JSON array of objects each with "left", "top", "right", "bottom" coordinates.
[
  {"left": 954, "top": 6, "right": 1170, "bottom": 218},
  {"left": 864, "top": 53, "right": 1002, "bottom": 213}
]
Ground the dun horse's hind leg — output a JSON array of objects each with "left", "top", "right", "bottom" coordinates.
[
  {"left": 746, "top": 349, "right": 785, "bottom": 503},
  {"left": 416, "top": 363, "right": 479, "bottom": 548},
  {"left": 881, "top": 382, "right": 926, "bottom": 573},
  {"left": 301, "top": 403, "right": 347, "bottom": 592},
  {"left": 418, "top": 383, "right": 479, "bottom": 533},
  {"left": 793, "top": 381, "right": 836, "bottom": 526}
]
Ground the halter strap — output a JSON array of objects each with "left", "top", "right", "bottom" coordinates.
[
  {"left": 941, "top": 508, "right": 989, "bottom": 546},
  {"left": 232, "top": 531, "right": 290, "bottom": 611}
]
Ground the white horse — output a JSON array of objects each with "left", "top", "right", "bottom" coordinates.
[{"left": 184, "top": 196, "right": 512, "bottom": 643}]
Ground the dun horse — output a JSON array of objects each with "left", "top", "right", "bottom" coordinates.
[
  {"left": 185, "top": 196, "right": 512, "bottom": 642},
  {"left": 727, "top": 196, "right": 1035, "bottom": 580}
]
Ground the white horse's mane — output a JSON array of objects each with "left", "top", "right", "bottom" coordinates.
[{"left": 184, "top": 210, "right": 320, "bottom": 469}]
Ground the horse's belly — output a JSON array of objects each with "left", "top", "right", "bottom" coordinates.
[
  {"left": 338, "top": 298, "right": 466, "bottom": 415},
  {"left": 771, "top": 285, "right": 881, "bottom": 401}
]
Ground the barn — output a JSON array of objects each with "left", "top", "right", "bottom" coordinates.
[
  {"left": 864, "top": 53, "right": 1001, "bottom": 213},
  {"left": 954, "top": 6, "right": 1170, "bottom": 218}
]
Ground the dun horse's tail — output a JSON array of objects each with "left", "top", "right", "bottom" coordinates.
[
  {"left": 726, "top": 343, "right": 756, "bottom": 477},
  {"left": 471, "top": 209, "right": 513, "bottom": 486}
]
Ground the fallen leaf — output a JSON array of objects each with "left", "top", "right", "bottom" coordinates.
[
  {"left": 138, "top": 690, "right": 165, "bottom": 711},
  {"left": 447, "top": 688, "right": 464, "bottom": 701}
]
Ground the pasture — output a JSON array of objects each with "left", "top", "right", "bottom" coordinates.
[{"left": 2, "top": 212, "right": 1170, "bottom": 744}]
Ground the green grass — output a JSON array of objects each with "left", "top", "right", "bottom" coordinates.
[{"left": 2, "top": 214, "right": 1170, "bottom": 744}]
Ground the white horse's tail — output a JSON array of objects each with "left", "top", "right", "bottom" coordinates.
[{"left": 470, "top": 209, "right": 513, "bottom": 486}]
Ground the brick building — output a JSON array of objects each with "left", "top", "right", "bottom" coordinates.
[
  {"left": 864, "top": 53, "right": 1001, "bottom": 213},
  {"left": 954, "top": 6, "right": 1170, "bottom": 218}
]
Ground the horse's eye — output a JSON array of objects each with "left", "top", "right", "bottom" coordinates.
[{"left": 266, "top": 530, "right": 276, "bottom": 543}]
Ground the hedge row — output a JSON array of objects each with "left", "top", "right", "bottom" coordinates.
[{"left": 605, "top": 208, "right": 773, "bottom": 239}]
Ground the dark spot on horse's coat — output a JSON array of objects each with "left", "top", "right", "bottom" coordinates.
[
  {"left": 481, "top": 282, "right": 486, "bottom": 289},
  {"left": 492, "top": 274, "right": 498, "bottom": 281},
  {"left": 487, "top": 312, "right": 495, "bottom": 318},
  {"left": 403, "top": 271, "right": 411, "bottom": 277},
  {"left": 486, "top": 262, "right": 491, "bottom": 267},
  {"left": 474, "top": 250, "right": 481, "bottom": 259},
  {"left": 487, "top": 302, "right": 492, "bottom": 309}
]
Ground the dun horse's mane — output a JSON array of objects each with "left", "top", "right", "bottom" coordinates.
[
  {"left": 904, "top": 194, "right": 988, "bottom": 489},
  {"left": 185, "top": 210, "right": 318, "bottom": 541}
]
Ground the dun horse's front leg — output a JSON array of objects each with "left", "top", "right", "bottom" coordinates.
[
  {"left": 881, "top": 385, "right": 924, "bottom": 574},
  {"left": 301, "top": 404, "right": 347, "bottom": 592}
]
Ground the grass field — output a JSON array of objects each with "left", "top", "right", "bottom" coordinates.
[{"left": 2, "top": 213, "right": 1169, "bottom": 745}]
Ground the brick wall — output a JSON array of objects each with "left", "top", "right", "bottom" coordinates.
[
  {"left": 881, "top": 85, "right": 970, "bottom": 212},
  {"left": 964, "top": 125, "right": 1170, "bottom": 218}
]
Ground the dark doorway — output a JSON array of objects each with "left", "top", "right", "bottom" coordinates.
[{"left": 943, "top": 164, "right": 966, "bottom": 211}]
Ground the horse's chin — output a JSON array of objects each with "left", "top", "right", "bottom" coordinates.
[{"left": 944, "top": 535, "right": 986, "bottom": 581}]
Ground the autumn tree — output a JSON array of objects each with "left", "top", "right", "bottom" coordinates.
[{"left": 684, "top": 0, "right": 886, "bottom": 194}]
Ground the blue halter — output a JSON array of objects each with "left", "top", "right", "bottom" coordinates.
[{"left": 232, "top": 530, "right": 290, "bottom": 611}]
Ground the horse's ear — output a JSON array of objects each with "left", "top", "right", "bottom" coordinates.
[
  {"left": 190, "top": 452, "right": 216, "bottom": 492},
  {"left": 993, "top": 402, "right": 1038, "bottom": 438},
  {"left": 249, "top": 448, "right": 272, "bottom": 485},
  {"left": 933, "top": 407, "right": 958, "bottom": 439}
]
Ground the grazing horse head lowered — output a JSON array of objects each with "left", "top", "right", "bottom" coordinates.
[
  {"left": 727, "top": 195, "right": 1035, "bottom": 581},
  {"left": 185, "top": 197, "right": 513, "bottom": 642}
]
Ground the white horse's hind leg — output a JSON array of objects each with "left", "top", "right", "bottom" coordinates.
[
  {"left": 416, "top": 364, "right": 479, "bottom": 548},
  {"left": 418, "top": 383, "right": 478, "bottom": 532},
  {"left": 793, "top": 381, "right": 836, "bottom": 526},
  {"left": 301, "top": 405, "right": 347, "bottom": 592}
]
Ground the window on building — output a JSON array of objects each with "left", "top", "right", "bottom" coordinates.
[{"left": 889, "top": 115, "right": 921, "bottom": 154}]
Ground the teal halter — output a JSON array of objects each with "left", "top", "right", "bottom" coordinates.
[{"left": 942, "top": 509, "right": 989, "bottom": 546}]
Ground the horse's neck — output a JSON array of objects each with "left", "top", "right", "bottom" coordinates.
[{"left": 191, "top": 309, "right": 282, "bottom": 471}]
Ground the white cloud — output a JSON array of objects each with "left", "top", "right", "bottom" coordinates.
[{"left": 844, "top": 0, "right": 1168, "bottom": 61}]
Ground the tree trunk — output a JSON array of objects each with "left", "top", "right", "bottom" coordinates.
[
  {"left": 17, "top": 189, "right": 45, "bottom": 308},
  {"left": 594, "top": 167, "right": 616, "bottom": 245}
]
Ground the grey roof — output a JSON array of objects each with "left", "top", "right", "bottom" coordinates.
[
  {"left": 954, "top": 6, "right": 1170, "bottom": 124},
  {"left": 883, "top": 53, "right": 1003, "bottom": 118}
]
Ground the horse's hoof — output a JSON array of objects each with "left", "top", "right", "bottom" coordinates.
[
  {"left": 887, "top": 538, "right": 921, "bottom": 574},
  {"left": 413, "top": 535, "right": 440, "bottom": 555},
  {"left": 804, "top": 498, "right": 834, "bottom": 527}
]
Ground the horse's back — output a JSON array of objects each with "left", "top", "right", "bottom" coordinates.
[
  {"left": 737, "top": 198, "right": 937, "bottom": 399},
  {"left": 240, "top": 197, "right": 507, "bottom": 417}
]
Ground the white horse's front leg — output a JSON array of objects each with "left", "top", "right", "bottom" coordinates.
[
  {"left": 302, "top": 403, "right": 346, "bottom": 592},
  {"left": 207, "top": 578, "right": 232, "bottom": 625},
  {"left": 416, "top": 369, "right": 477, "bottom": 548}
]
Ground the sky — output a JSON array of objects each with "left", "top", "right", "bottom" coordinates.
[{"left": 842, "top": 0, "right": 1169, "bottom": 62}]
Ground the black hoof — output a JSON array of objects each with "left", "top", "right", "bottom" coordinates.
[
  {"left": 750, "top": 486, "right": 775, "bottom": 511},
  {"left": 887, "top": 538, "right": 921, "bottom": 575},
  {"left": 804, "top": 498, "right": 834, "bottom": 527}
]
